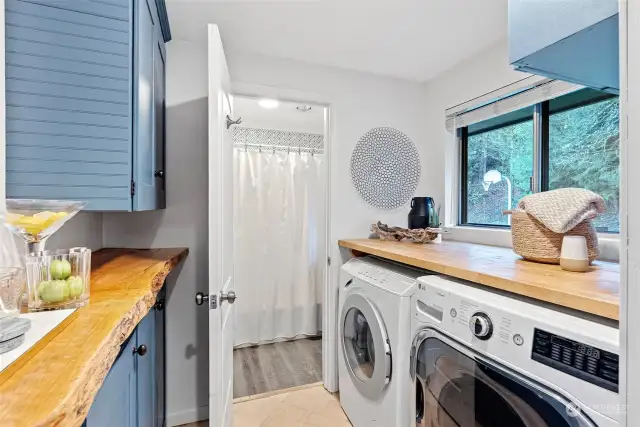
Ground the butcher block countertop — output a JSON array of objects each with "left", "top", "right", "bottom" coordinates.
[
  {"left": 339, "top": 239, "right": 620, "bottom": 321},
  {"left": 0, "top": 247, "right": 188, "bottom": 427}
]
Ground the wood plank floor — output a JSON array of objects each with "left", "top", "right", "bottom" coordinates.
[{"left": 233, "top": 338, "right": 322, "bottom": 399}]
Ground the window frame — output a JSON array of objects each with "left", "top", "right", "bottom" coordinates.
[{"left": 459, "top": 91, "right": 619, "bottom": 232}]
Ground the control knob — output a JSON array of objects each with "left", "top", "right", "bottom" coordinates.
[{"left": 469, "top": 312, "right": 493, "bottom": 340}]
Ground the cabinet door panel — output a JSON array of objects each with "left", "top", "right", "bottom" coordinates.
[
  {"left": 153, "top": 35, "right": 166, "bottom": 208},
  {"left": 133, "top": 0, "right": 158, "bottom": 210},
  {"left": 137, "top": 310, "right": 157, "bottom": 427},
  {"left": 86, "top": 333, "right": 137, "bottom": 427},
  {"left": 4, "top": 0, "right": 133, "bottom": 211},
  {"left": 20, "top": 0, "right": 129, "bottom": 21},
  {"left": 155, "top": 288, "right": 166, "bottom": 426}
]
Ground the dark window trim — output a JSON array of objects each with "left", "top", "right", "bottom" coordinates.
[
  {"left": 459, "top": 126, "right": 511, "bottom": 228},
  {"left": 549, "top": 92, "right": 617, "bottom": 116},
  {"left": 459, "top": 127, "right": 468, "bottom": 225},
  {"left": 467, "top": 115, "right": 533, "bottom": 137},
  {"left": 540, "top": 101, "right": 550, "bottom": 192},
  {"left": 459, "top": 89, "right": 618, "bottom": 231}
]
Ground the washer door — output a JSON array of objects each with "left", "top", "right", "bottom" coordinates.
[
  {"left": 413, "top": 329, "right": 597, "bottom": 427},
  {"left": 341, "top": 292, "right": 391, "bottom": 400}
]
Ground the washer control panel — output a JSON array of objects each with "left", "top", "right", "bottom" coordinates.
[
  {"left": 531, "top": 328, "right": 619, "bottom": 393},
  {"left": 469, "top": 312, "right": 493, "bottom": 340}
]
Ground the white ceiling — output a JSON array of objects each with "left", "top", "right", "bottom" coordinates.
[
  {"left": 232, "top": 96, "right": 325, "bottom": 134},
  {"left": 166, "top": 0, "right": 508, "bottom": 82}
]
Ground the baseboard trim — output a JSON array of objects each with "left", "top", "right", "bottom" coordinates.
[{"left": 167, "top": 405, "right": 209, "bottom": 427}]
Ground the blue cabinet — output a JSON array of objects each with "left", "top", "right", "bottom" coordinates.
[
  {"left": 5, "top": 0, "right": 171, "bottom": 211},
  {"left": 509, "top": 0, "right": 619, "bottom": 93},
  {"left": 86, "top": 333, "right": 137, "bottom": 427},
  {"left": 137, "top": 305, "right": 157, "bottom": 427},
  {"left": 85, "top": 299, "right": 166, "bottom": 426}
]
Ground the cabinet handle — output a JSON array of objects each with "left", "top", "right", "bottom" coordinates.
[
  {"left": 154, "top": 299, "right": 165, "bottom": 311},
  {"left": 133, "top": 345, "right": 148, "bottom": 356},
  {"left": 155, "top": 170, "right": 165, "bottom": 178}
]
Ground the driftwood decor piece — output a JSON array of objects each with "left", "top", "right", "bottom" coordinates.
[{"left": 371, "top": 221, "right": 444, "bottom": 243}]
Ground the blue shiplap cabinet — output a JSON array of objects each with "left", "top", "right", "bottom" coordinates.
[
  {"left": 85, "top": 301, "right": 165, "bottom": 426},
  {"left": 5, "top": 0, "right": 171, "bottom": 211}
]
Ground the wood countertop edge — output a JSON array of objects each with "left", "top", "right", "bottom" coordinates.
[
  {"left": 338, "top": 239, "right": 619, "bottom": 321},
  {"left": 53, "top": 248, "right": 188, "bottom": 427},
  {"left": 0, "top": 248, "right": 188, "bottom": 427}
]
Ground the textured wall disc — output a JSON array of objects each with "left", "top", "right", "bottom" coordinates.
[{"left": 350, "top": 127, "right": 421, "bottom": 210}]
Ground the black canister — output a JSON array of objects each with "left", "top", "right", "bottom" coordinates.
[{"left": 408, "top": 197, "right": 435, "bottom": 229}]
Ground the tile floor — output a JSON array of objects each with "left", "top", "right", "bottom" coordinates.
[{"left": 181, "top": 385, "right": 352, "bottom": 427}]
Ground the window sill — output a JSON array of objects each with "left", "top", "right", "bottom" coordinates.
[{"left": 444, "top": 225, "right": 619, "bottom": 262}]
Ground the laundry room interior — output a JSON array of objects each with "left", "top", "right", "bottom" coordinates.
[{"left": 0, "top": 1, "right": 636, "bottom": 427}]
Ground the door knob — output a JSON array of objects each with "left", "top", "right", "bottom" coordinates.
[
  {"left": 155, "top": 170, "right": 165, "bottom": 178},
  {"left": 195, "top": 292, "right": 208, "bottom": 305},
  {"left": 154, "top": 299, "right": 165, "bottom": 311},
  {"left": 220, "top": 291, "right": 237, "bottom": 304},
  {"left": 133, "top": 344, "right": 148, "bottom": 356}
]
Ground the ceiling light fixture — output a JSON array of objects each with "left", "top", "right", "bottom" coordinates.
[
  {"left": 296, "top": 105, "right": 312, "bottom": 112},
  {"left": 258, "top": 99, "right": 279, "bottom": 109}
]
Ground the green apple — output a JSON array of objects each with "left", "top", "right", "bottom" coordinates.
[
  {"left": 40, "top": 280, "right": 69, "bottom": 303},
  {"left": 37, "top": 280, "right": 50, "bottom": 298},
  {"left": 50, "top": 259, "right": 72, "bottom": 280},
  {"left": 67, "top": 276, "right": 84, "bottom": 298}
]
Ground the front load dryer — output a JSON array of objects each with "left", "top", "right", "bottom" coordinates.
[{"left": 339, "top": 256, "right": 435, "bottom": 427}]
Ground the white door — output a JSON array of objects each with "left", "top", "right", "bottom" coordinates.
[{"left": 207, "top": 24, "right": 235, "bottom": 427}]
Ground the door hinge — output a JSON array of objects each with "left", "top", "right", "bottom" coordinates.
[
  {"left": 328, "top": 256, "right": 331, "bottom": 266},
  {"left": 131, "top": 180, "right": 136, "bottom": 196}
]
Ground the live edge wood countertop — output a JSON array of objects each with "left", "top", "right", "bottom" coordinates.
[
  {"left": 0, "top": 247, "right": 188, "bottom": 427},
  {"left": 339, "top": 239, "right": 620, "bottom": 321}
]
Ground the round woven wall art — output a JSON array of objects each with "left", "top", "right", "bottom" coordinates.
[{"left": 350, "top": 127, "right": 421, "bottom": 210}]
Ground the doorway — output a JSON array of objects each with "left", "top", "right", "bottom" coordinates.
[{"left": 229, "top": 95, "right": 328, "bottom": 399}]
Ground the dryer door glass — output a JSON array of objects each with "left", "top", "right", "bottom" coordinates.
[
  {"left": 343, "top": 306, "right": 376, "bottom": 381},
  {"left": 414, "top": 334, "right": 596, "bottom": 427},
  {"left": 341, "top": 293, "right": 391, "bottom": 401}
]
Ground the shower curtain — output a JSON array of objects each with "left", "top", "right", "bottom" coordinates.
[{"left": 233, "top": 148, "right": 325, "bottom": 347}]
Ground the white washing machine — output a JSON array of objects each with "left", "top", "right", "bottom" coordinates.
[
  {"left": 339, "top": 257, "right": 435, "bottom": 427},
  {"left": 411, "top": 275, "right": 620, "bottom": 427}
]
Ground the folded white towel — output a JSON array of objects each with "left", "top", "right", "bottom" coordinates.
[{"left": 516, "top": 188, "right": 606, "bottom": 234}]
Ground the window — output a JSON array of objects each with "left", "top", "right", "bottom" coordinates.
[{"left": 461, "top": 88, "right": 619, "bottom": 233}]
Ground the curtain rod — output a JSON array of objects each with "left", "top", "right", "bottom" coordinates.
[{"left": 234, "top": 142, "right": 324, "bottom": 154}]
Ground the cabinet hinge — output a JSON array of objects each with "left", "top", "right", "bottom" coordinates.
[{"left": 131, "top": 180, "right": 136, "bottom": 196}]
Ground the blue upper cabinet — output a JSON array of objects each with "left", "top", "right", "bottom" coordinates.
[
  {"left": 5, "top": 0, "right": 171, "bottom": 211},
  {"left": 509, "top": 0, "right": 619, "bottom": 93}
]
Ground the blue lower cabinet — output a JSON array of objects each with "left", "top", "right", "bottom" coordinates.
[
  {"left": 86, "top": 333, "right": 137, "bottom": 427},
  {"left": 137, "top": 308, "right": 157, "bottom": 427},
  {"left": 86, "top": 303, "right": 165, "bottom": 426}
]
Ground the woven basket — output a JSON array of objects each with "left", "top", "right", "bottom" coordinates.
[{"left": 505, "top": 209, "right": 599, "bottom": 264}]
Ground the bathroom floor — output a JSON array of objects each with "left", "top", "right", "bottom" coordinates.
[
  {"left": 233, "top": 337, "right": 322, "bottom": 399},
  {"left": 181, "top": 384, "right": 352, "bottom": 427}
]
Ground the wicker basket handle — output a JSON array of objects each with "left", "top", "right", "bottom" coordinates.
[{"left": 502, "top": 210, "right": 514, "bottom": 215}]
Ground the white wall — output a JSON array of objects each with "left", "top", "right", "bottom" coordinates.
[
  {"left": 422, "top": 39, "right": 529, "bottom": 227},
  {"left": 233, "top": 96, "right": 325, "bottom": 134},
  {"left": 103, "top": 39, "right": 210, "bottom": 426},
  {"left": 46, "top": 213, "right": 103, "bottom": 252}
]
